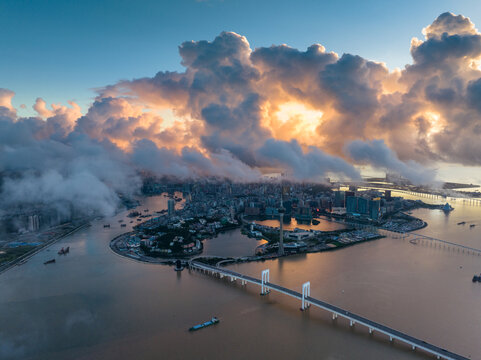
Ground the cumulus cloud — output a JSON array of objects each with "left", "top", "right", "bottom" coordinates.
[
  {"left": 6, "top": 11, "right": 481, "bottom": 217},
  {"left": 345, "top": 139, "right": 436, "bottom": 185},
  {"left": 0, "top": 103, "right": 140, "bottom": 218},
  {"left": 258, "top": 139, "right": 360, "bottom": 181}
]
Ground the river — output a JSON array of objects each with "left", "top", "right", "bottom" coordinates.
[{"left": 0, "top": 191, "right": 480, "bottom": 359}]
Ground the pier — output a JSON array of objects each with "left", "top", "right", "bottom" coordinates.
[{"left": 189, "top": 260, "right": 468, "bottom": 360}]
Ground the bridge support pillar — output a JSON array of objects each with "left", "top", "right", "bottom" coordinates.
[
  {"left": 369, "top": 328, "right": 373, "bottom": 334},
  {"left": 350, "top": 320, "right": 355, "bottom": 327},
  {"left": 389, "top": 336, "right": 393, "bottom": 342},
  {"left": 301, "top": 282, "right": 311, "bottom": 310},
  {"left": 412, "top": 345, "right": 416, "bottom": 350},
  {"left": 241, "top": 279, "right": 246, "bottom": 286},
  {"left": 261, "top": 269, "right": 270, "bottom": 295},
  {"left": 332, "top": 313, "right": 338, "bottom": 320}
]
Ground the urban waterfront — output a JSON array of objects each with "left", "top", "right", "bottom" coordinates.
[
  {"left": 6, "top": 4, "right": 481, "bottom": 360},
  {"left": 0, "top": 191, "right": 480, "bottom": 360}
]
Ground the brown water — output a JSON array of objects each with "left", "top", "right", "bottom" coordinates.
[{"left": 0, "top": 192, "right": 480, "bottom": 360}]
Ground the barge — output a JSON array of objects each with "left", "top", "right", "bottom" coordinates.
[{"left": 189, "top": 317, "right": 219, "bottom": 331}]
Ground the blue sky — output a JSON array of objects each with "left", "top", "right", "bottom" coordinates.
[{"left": 2, "top": 0, "right": 481, "bottom": 115}]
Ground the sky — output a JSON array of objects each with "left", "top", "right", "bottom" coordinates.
[
  {"left": 3, "top": 1, "right": 481, "bottom": 216},
  {"left": 2, "top": 0, "right": 481, "bottom": 114}
]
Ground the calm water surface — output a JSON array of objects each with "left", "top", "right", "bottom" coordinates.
[
  {"left": 0, "top": 192, "right": 480, "bottom": 359},
  {"left": 255, "top": 217, "right": 347, "bottom": 232}
]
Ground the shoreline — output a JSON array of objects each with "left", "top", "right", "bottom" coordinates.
[
  {"left": 0, "top": 221, "right": 91, "bottom": 275},
  {"left": 108, "top": 194, "right": 433, "bottom": 268},
  {"left": 109, "top": 227, "right": 387, "bottom": 267}
]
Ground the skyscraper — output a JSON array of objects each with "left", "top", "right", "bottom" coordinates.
[
  {"left": 346, "top": 196, "right": 358, "bottom": 214},
  {"left": 278, "top": 195, "right": 285, "bottom": 256},
  {"left": 168, "top": 199, "right": 175, "bottom": 216},
  {"left": 385, "top": 190, "right": 392, "bottom": 201},
  {"left": 368, "top": 199, "right": 381, "bottom": 220},
  {"left": 334, "top": 190, "right": 345, "bottom": 207},
  {"left": 357, "top": 197, "right": 368, "bottom": 215}
]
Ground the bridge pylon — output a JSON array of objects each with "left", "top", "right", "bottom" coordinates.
[
  {"left": 301, "top": 281, "right": 311, "bottom": 310},
  {"left": 261, "top": 269, "right": 270, "bottom": 295}
]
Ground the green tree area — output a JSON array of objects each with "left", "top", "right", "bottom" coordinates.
[{"left": 0, "top": 246, "right": 35, "bottom": 265}]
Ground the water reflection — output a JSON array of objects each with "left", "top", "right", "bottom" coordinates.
[
  {"left": 254, "top": 217, "right": 346, "bottom": 232},
  {"left": 0, "top": 193, "right": 479, "bottom": 359}
]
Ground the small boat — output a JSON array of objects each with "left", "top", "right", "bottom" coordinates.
[
  {"left": 130, "top": 221, "right": 134, "bottom": 223},
  {"left": 470, "top": 224, "right": 476, "bottom": 228},
  {"left": 457, "top": 221, "right": 466, "bottom": 225},
  {"left": 103, "top": 224, "right": 110, "bottom": 228},
  {"left": 118, "top": 220, "right": 124, "bottom": 223},
  {"left": 409, "top": 239, "right": 417, "bottom": 245},
  {"left": 58, "top": 246, "right": 70, "bottom": 255},
  {"left": 44, "top": 259, "right": 56, "bottom": 265},
  {"left": 312, "top": 219, "right": 320, "bottom": 225},
  {"left": 189, "top": 317, "right": 219, "bottom": 331},
  {"left": 121, "top": 224, "right": 127, "bottom": 227},
  {"left": 473, "top": 275, "right": 479, "bottom": 283}
]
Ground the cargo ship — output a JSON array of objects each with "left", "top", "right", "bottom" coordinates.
[{"left": 189, "top": 317, "right": 219, "bottom": 331}]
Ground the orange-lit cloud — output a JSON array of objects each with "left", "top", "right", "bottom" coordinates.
[{"left": 4, "top": 12, "right": 481, "bottom": 217}]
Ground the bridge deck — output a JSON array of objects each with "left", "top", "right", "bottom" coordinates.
[
  {"left": 191, "top": 261, "right": 468, "bottom": 360},
  {"left": 410, "top": 233, "right": 481, "bottom": 254}
]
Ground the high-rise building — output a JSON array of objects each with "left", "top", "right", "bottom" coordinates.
[
  {"left": 368, "top": 199, "right": 381, "bottom": 220},
  {"left": 385, "top": 190, "right": 392, "bottom": 201},
  {"left": 168, "top": 199, "right": 175, "bottom": 216},
  {"left": 344, "top": 191, "right": 355, "bottom": 205},
  {"left": 357, "top": 197, "right": 369, "bottom": 215},
  {"left": 346, "top": 196, "right": 358, "bottom": 214},
  {"left": 28, "top": 214, "right": 39, "bottom": 232},
  {"left": 278, "top": 196, "right": 285, "bottom": 256},
  {"left": 334, "top": 191, "right": 345, "bottom": 207}
]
